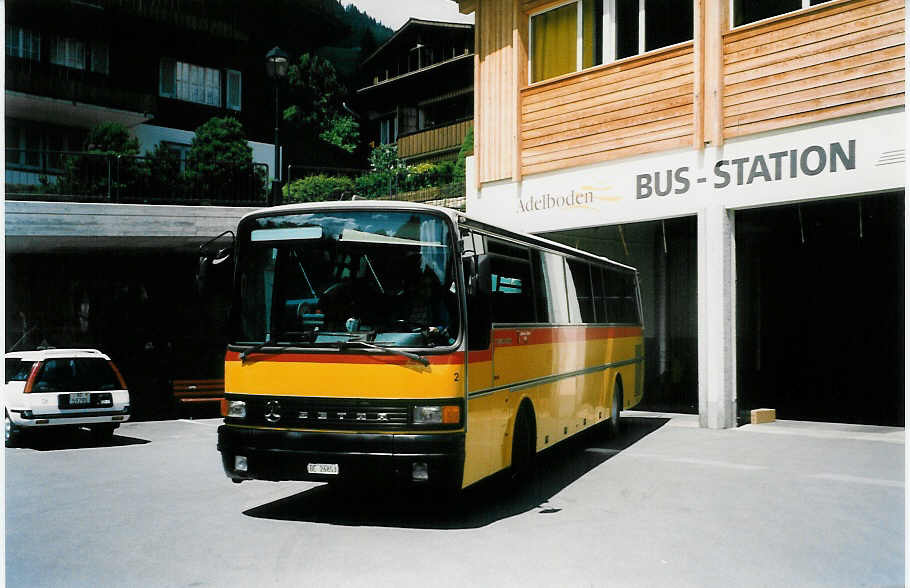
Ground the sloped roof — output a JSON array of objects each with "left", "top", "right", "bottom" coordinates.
[{"left": 361, "top": 18, "right": 473, "bottom": 66}]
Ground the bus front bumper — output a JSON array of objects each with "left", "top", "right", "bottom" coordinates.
[{"left": 217, "top": 425, "right": 465, "bottom": 490}]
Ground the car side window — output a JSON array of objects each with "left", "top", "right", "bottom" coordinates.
[{"left": 5, "top": 359, "right": 34, "bottom": 383}]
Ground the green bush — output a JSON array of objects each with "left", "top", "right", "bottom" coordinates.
[
  {"left": 353, "top": 173, "right": 390, "bottom": 198},
  {"left": 284, "top": 175, "right": 355, "bottom": 203}
]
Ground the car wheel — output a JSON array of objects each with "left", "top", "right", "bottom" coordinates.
[
  {"left": 5, "top": 411, "right": 21, "bottom": 448},
  {"left": 608, "top": 382, "right": 623, "bottom": 439},
  {"left": 91, "top": 424, "right": 116, "bottom": 442}
]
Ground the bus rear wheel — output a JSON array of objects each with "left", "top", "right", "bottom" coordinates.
[
  {"left": 510, "top": 405, "right": 536, "bottom": 484},
  {"left": 608, "top": 383, "right": 623, "bottom": 439}
]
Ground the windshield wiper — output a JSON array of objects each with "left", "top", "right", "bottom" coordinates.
[
  {"left": 338, "top": 339, "right": 430, "bottom": 367},
  {"left": 240, "top": 331, "right": 317, "bottom": 364}
]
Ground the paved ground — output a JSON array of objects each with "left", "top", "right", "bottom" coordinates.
[{"left": 4, "top": 412, "right": 904, "bottom": 587}]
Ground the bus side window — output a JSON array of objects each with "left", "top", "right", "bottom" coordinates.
[
  {"left": 604, "top": 269, "right": 638, "bottom": 324},
  {"left": 487, "top": 239, "right": 534, "bottom": 324},
  {"left": 542, "top": 252, "right": 569, "bottom": 324},
  {"left": 592, "top": 266, "right": 608, "bottom": 323},
  {"left": 566, "top": 258, "right": 595, "bottom": 323},
  {"left": 530, "top": 250, "right": 549, "bottom": 323}
]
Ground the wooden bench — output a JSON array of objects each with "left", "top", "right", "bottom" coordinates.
[{"left": 171, "top": 379, "right": 224, "bottom": 406}]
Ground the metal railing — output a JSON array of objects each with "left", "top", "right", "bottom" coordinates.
[{"left": 5, "top": 149, "right": 270, "bottom": 206}]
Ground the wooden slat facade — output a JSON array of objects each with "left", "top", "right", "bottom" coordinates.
[
  {"left": 722, "top": 0, "right": 904, "bottom": 138},
  {"left": 462, "top": 0, "right": 905, "bottom": 181},
  {"left": 519, "top": 45, "right": 695, "bottom": 176},
  {"left": 475, "top": 0, "right": 520, "bottom": 183},
  {"left": 397, "top": 119, "right": 474, "bottom": 160}
]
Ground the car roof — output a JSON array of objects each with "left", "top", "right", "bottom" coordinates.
[{"left": 5, "top": 349, "right": 112, "bottom": 361}]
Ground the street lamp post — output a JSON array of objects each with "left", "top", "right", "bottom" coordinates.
[{"left": 265, "top": 46, "right": 289, "bottom": 206}]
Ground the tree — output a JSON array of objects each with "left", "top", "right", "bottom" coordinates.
[
  {"left": 185, "top": 117, "right": 266, "bottom": 202},
  {"left": 284, "top": 52, "right": 360, "bottom": 152},
  {"left": 319, "top": 114, "right": 359, "bottom": 153},
  {"left": 284, "top": 53, "right": 346, "bottom": 132},
  {"left": 454, "top": 126, "right": 474, "bottom": 184},
  {"left": 353, "top": 144, "right": 406, "bottom": 198},
  {"left": 146, "top": 143, "right": 185, "bottom": 200}
]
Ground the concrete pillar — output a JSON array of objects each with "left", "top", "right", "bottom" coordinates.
[{"left": 697, "top": 203, "right": 737, "bottom": 428}]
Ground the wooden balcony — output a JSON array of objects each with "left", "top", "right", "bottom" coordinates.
[
  {"left": 520, "top": 44, "right": 695, "bottom": 177},
  {"left": 721, "top": 0, "right": 904, "bottom": 139},
  {"left": 397, "top": 119, "right": 473, "bottom": 161}
]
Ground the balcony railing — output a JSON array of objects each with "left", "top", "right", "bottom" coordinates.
[
  {"left": 6, "top": 150, "right": 269, "bottom": 206},
  {"left": 6, "top": 58, "right": 157, "bottom": 115},
  {"left": 397, "top": 119, "right": 473, "bottom": 161}
]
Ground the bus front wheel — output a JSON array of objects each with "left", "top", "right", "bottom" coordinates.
[{"left": 510, "top": 405, "right": 536, "bottom": 484}]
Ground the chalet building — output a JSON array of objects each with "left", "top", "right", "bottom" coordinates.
[
  {"left": 4, "top": 0, "right": 347, "bottom": 418},
  {"left": 5, "top": 0, "right": 286, "bottom": 188},
  {"left": 454, "top": 0, "right": 905, "bottom": 427},
  {"left": 357, "top": 19, "right": 474, "bottom": 164}
]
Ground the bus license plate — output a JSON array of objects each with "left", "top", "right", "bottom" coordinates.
[
  {"left": 307, "top": 463, "right": 339, "bottom": 475},
  {"left": 69, "top": 393, "right": 91, "bottom": 405}
]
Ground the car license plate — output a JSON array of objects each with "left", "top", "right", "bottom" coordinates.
[
  {"left": 69, "top": 393, "right": 91, "bottom": 405},
  {"left": 307, "top": 463, "right": 339, "bottom": 475}
]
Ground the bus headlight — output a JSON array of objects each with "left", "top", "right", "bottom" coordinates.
[
  {"left": 227, "top": 400, "right": 247, "bottom": 419},
  {"left": 413, "top": 405, "right": 460, "bottom": 425}
]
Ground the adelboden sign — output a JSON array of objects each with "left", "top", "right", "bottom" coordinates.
[{"left": 468, "top": 110, "right": 905, "bottom": 233}]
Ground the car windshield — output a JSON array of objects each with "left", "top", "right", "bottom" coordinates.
[{"left": 233, "top": 210, "right": 459, "bottom": 349}]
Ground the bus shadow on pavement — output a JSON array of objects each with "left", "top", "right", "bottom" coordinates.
[
  {"left": 16, "top": 428, "right": 150, "bottom": 451},
  {"left": 243, "top": 416, "right": 670, "bottom": 529}
]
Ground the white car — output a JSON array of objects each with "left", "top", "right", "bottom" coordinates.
[{"left": 5, "top": 349, "right": 130, "bottom": 446}]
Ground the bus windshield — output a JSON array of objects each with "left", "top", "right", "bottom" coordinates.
[{"left": 233, "top": 210, "right": 459, "bottom": 349}]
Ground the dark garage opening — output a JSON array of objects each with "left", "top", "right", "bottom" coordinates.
[
  {"left": 6, "top": 251, "right": 232, "bottom": 420},
  {"left": 735, "top": 191, "right": 904, "bottom": 426},
  {"left": 542, "top": 216, "right": 698, "bottom": 414}
]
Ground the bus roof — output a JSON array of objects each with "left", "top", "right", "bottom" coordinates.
[{"left": 240, "top": 201, "right": 638, "bottom": 273}]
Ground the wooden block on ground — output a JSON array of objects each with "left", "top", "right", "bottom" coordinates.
[{"left": 750, "top": 408, "right": 776, "bottom": 424}]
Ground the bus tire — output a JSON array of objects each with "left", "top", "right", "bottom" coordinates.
[
  {"left": 510, "top": 404, "right": 536, "bottom": 485},
  {"left": 608, "top": 381, "right": 623, "bottom": 439}
]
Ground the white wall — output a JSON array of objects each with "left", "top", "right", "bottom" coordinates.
[
  {"left": 466, "top": 109, "right": 906, "bottom": 429},
  {"left": 133, "top": 124, "right": 280, "bottom": 180}
]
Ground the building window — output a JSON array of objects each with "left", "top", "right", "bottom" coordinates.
[
  {"left": 50, "top": 37, "right": 86, "bottom": 70},
  {"left": 163, "top": 142, "right": 192, "bottom": 172},
  {"left": 90, "top": 41, "right": 110, "bottom": 75},
  {"left": 6, "top": 121, "right": 83, "bottom": 177},
  {"left": 733, "top": 0, "right": 834, "bottom": 27},
  {"left": 6, "top": 25, "right": 40, "bottom": 60},
  {"left": 379, "top": 116, "right": 398, "bottom": 145},
  {"left": 159, "top": 58, "right": 224, "bottom": 107},
  {"left": 530, "top": 0, "right": 694, "bottom": 83},
  {"left": 226, "top": 69, "right": 242, "bottom": 111},
  {"left": 531, "top": 1, "right": 597, "bottom": 83}
]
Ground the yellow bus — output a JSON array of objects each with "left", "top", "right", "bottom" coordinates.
[{"left": 212, "top": 201, "right": 644, "bottom": 491}]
